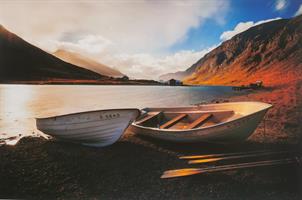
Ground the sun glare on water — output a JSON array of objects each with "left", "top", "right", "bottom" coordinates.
[{"left": 0, "top": 85, "right": 36, "bottom": 142}]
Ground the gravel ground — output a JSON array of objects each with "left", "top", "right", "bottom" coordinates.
[{"left": 0, "top": 134, "right": 301, "bottom": 199}]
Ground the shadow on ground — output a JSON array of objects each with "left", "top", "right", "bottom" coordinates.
[{"left": 0, "top": 135, "right": 301, "bottom": 199}]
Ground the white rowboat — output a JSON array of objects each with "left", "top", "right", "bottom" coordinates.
[
  {"left": 130, "top": 102, "right": 272, "bottom": 143},
  {"left": 36, "top": 109, "right": 140, "bottom": 147}
]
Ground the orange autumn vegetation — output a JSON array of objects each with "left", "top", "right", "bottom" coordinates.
[
  {"left": 229, "top": 76, "right": 302, "bottom": 144},
  {"left": 183, "top": 16, "right": 302, "bottom": 88},
  {"left": 183, "top": 61, "right": 302, "bottom": 87}
]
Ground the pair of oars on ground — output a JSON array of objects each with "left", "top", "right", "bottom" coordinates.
[{"left": 161, "top": 150, "right": 300, "bottom": 179}]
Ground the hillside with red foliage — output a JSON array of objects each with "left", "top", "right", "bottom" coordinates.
[{"left": 183, "top": 15, "right": 302, "bottom": 87}]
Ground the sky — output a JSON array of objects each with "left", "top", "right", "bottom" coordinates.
[{"left": 0, "top": 0, "right": 301, "bottom": 79}]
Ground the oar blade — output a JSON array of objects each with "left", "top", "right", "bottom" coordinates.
[
  {"left": 161, "top": 168, "right": 203, "bottom": 179},
  {"left": 179, "top": 154, "right": 217, "bottom": 160},
  {"left": 188, "top": 157, "right": 222, "bottom": 164}
]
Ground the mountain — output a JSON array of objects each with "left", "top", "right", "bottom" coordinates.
[
  {"left": 159, "top": 63, "right": 197, "bottom": 81},
  {"left": 166, "top": 16, "right": 302, "bottom": 86},
  {"left": 159, "top": 71, "right": 188, "bottom": 82},
  {"left": 0, "top": 25, "right": 104, "bottom": 82},
  {"left": 53, "top": 49, "right": 124, "bottom": 78}
]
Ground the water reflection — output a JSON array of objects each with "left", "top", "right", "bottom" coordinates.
[
  {"left": 0, "top": 84, "right": 237, "bottom": 140},
  {"left": 0, "top": 85, "right": 35, "bottom": 138}
]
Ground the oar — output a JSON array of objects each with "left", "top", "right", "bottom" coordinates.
[
  {"left": 179, "top": 150, "right": 269, "bottom": 160},
  {"left": 188, "top": 151, "right": 292, "bottom": 164},
  {"left": 161, "top": 157, "right": 298, "bottom": 179}
]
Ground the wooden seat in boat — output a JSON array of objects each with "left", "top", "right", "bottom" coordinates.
[
  {"left": 160, "top": 114, "right": 187, "bottom": 129},
  {"left": 137, "top": 112, "right": 161, "bottom": 124},
  {"left": 186, "top": 113, "right": 212, "bottom": 129}
]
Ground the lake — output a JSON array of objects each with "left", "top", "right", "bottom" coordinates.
[{"left": 0, "top": 84, "right": 244, "bottom": 140}]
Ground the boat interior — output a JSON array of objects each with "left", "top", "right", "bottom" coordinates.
[{"left": 135, "top": 110, "right": 241, "bottom": 130}]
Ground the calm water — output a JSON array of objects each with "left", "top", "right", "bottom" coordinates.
[{"left": 0, "top": 84, "right": 242, "bottom": 140}]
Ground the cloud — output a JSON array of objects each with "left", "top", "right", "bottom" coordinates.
[
  {"left": 45, "top": 30, "right": 217, "bottom": 79},
  {"left": 52, "top": 34, "right": 113, "bottom": 54},
  {"left": 58, "top": 37, "right": 216, "bottom": 79},
  {"left": 220, "top": 17, "right": 281, "bottom": 41},
  {"left": 0, "top": 0, "right": 228, "bottom": 79},
  {"left": 294, "top": 4, "right": 302, "bottom": 16},
  {"left": 0, "top": 0, "right": 228, "bottom": 54},
  {"left": 106, "top": 46, "right": 217, "bottom": 79},
  {"left": 45, "top": 32, "right": 217, "bottom": 79},
  {"left": 275, "top": 0, "right": 287, "bottom": 11}
]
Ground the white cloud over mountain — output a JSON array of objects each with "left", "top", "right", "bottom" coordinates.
[
  {"left": 294, "top": 4, "right": 302, "bottom": 16},
  {"left": 105, "top": 46, "right": 217, "bottom": 79},
  {"left": 55, "top": 37, "right": 216, "bottom": 79},
  {"left": 220, "top": 17, "right": 281, "bottom": 41}
]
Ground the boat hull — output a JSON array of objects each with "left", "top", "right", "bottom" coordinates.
[
  {"left": 130, "top": 102, "right": 271, "bottom": 143},
  {"left": 36, "top": 109, "right": 140, "bottom": 147}
]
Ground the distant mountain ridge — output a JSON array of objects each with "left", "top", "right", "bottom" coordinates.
[
  {"left": 53, "top": 49, "right": 124, "bottom": 78},
  {"left": 161, "top": 15, "right": 302, "bottom": 86},
  {"left": 0, "top": 25, "right": 104, "bottom": 81},
  {"left": 159, "top": 70, "right": 189, "bottom": 82}
]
